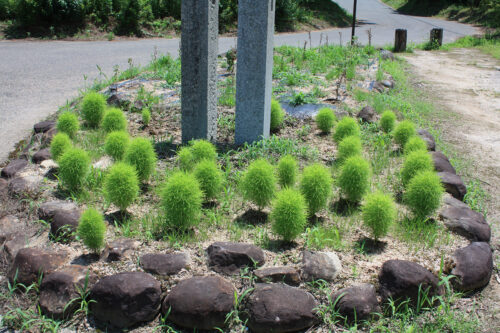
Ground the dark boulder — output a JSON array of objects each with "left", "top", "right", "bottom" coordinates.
[
  {"left": 34, "top": 121, "right": 55, "bottom": 134},
  {"left": 8, "top": 175, "right": 43, "bottom": 197},
  {"left": 331, "top": 284, "right": 381, "bottom": 322},
  {"left": 1, "top": 159, "right": 28, "bottom": 178},
  {"left": 418, "top": 129, "right": 436, "bottom": 151},
  {"left": 8, "top": 248, "right": 68, "bottom": 286},
  {"left": 140, "top": 252, "right": 190, "bottom": 276},
  {"left": 207, "top": 242, "right": 265, "bottom": 274},
  {"left": 39, "top": 201, "right": 78, "bottom": 222},
  {"left": 438, "top": 172, "right": 467, "bottom": 201},
  {"left": 357, "top": 106, "right": 377, "bottom": 123},
  {"left": 50, "top": 209, "right": 80, "bottom": 241},
  {"left": 450, "top": 242, "right": 493, "bottom": 292},
  {"left": 432, "top": 152, "right": 456, "bottom": 174},
  {"left": 32, "top": 149, "right": 51, "bottom": 164}
]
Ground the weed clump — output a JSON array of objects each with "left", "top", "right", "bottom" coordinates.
[
  {"left": 271, "top": 99, "right": 285, "bottom": 132},
  {"left": 102, "top": 108, "right": 128, "bottom": 133},
  {"left": 142, "top": 108, "right": 151, "bottom": 126},
  {"left": 177, "top": 146, "right": 195, "bottom": 171},
  {"left": 56, "top": 112, "right": 80, "bottom": 138},
  {"left": 333, "top": 117, "right": 360, "bottom": 142},
  {"left": 190, "top": 139, "right": 217, "bottom": 162},
  {"left": 337, "top": 156, "right": 371, "bottom": 202},
  {"left": 362, "top": 192, "right": 396, "bottom": 240},
  {"left": 405, "top": 171, "right": 443, "bottom": 219},
  {"left": 50, "top": 132, "right": 72, "bottom": 161},
  {"left": 104, "top": 131, "right": 129, "bottom": 161},
  {"left": 401, "top": 151, "right": 433, "bottom": 186},
  {"left": 58, "top": 148, "right": 90, "bottom": 192},
  {"left": 380, "top": 110, "right": 396, "bottom": 133},
  {"left": 124, "top": 137, "right": 157, "bottom": 182},
  {"left": 404, "top": 136, "right": 428, "bottom": 155},
  {"left": 315, "top": 107, "right": 336, "bottom": 133},
  {"left": 241, "top": 159, "right": 276, "bottom": 210},
  {"left": 193, "top": 160, "right": 223, "bottom": 201},
  {"left": 393, "top": 120, "right": 416, "bottom": 147},
  {"left": 104, "top": 163, "right": 139, "bottom": 212},
  {"left": 299, "top": 163, "right": 333, "bottom": 215},
  {"left": 81, "top": 92, "right": 106, "bottom": 128},
  {"left": 337, "top": 135, "right": 362, "bottom": 163},
  {"left": 277, "top": 155, "right": 298, "bottom": 188},
  {"left": 161, "top": 172, "right": 202, "bottom": 230},
  {"left": 77, "top": 208, "right": 106, "bottom": 253},
  {"left": 271, "top": 188, "right": 308, "bottom": 242}
]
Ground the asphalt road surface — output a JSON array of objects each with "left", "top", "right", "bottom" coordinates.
[{"left": 0, "top": 0, "right": 480, "bottom": 163}]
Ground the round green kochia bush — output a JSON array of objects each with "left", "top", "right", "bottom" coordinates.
[
  {"left": 315, "top": 107, "right": 336, "bottom": 133},
  {"left": 271, "top": 188, "right": 308, "bottom": 242},
  {"left": 124, "top": 137, "right": 157, "bottom": 182},
  {"left": 142, "top": 108, "right": 151, "bottom": 126},
  {"left": 104, "top": 163, "right": 139, "bottom": 211},
  {"left": 401, "top": 151, "right": 433, "bottom": 186},
  {"left": 404, "top": 136, "right": 428, "bottom": 155},
  {"left": 161, "top": 172, "right": 203, "bottom": 230},
  {"left": 299, "top": 163, "right": 333, "bottom": 215},
  {"left": 102, "top": 108, "right": 128, "bottom": 133},
  {"left": 77, "top": 208, "right": 106, "bottom": 253},
  {"left": 190, "top": 139, "right": 217, "bottom": 162},
  {"left": 177, "top": 146, "right": 194, "bottom": 171},
  {"left": 271, "top": 99, "right": 285, "bottom": 132},
  {"left": 405, "top": 171, "right": 444, "bottom": 219},
  {"left": 380, "top": 110, "right": 396, "bottom": 133},
  {"left": 58, "top": 148, "right": 90, "bottom": 192},
  {"left": 104, "top": 131, "right": 129, "bottom": 161},
  {"left": 333, "top": 117, "right": 360, "bottom": 143},
  {"left": 50, "top": 132, "right": 72, "bottom": 161},
  {"left": 337, "top": 135, "right": 362, "bottom": 163},
  {"left": 362, "top": 192, "right": 396, "bottom": 240},
  {"left": 193, "top": 160, "right": 223, "bottom": 200},
  {"left": 337, "top": 156, "right": 371, "bottom": 202},
  {"left": 56, "top": 112, "right": 80, "bottom": 138},
  {"left": 277, "top": 155, "right": 298, "bottom": 188},
  {"left": 393, "top": 120, "right": 416, "bottom": 147},
  {"left": 81, "top": 92, "right": 106, "bottom": 128},
  {"left": 241, "top": 159, "right": 277, "bottom": 209}
]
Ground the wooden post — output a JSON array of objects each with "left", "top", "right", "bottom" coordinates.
[
  {"left": 351, "top": 0, "right": 358, "bottom": 45},
  {"left": 430, "top": 28, "right": 443, "bottom": 47},
  {"left": 394, "top": 29, "right": 407, "bottom": 53}
]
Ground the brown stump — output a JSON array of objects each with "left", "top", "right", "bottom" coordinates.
[
  {"left": 394, "top": 29, "right": 407, "bottom": 53},
  {"left": 430, "top": 28, "right": 443, "bottom": 47}
]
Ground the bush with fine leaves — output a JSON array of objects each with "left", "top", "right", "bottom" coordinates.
[
  {"left": 104, "top": 131, "right": 129, "bottom": 161},
  {"left": 81, "top": 92, "right": 106, "bottom": 128},
  {"left": 102, "top": 108, "right": 127, "bottom": 133},
  {"left": 404, "top": 136, "right": 428, "bottom": 155},
  {"left": 50, "top": 132, "right": 72, "bottom": 161},
  {"left": 124, "top": 137, "right": 157, "bottom": 182},
  {"left": 277, "top": 155, "right": 298, "bottom": 188},
  {"left": 299, "top": 163, "right": 333, "bottom": 215},
  {"left": 315, "top": 107, "right": 336, "bottom": 133},
  {"left": 337, "top": 135, "right": 362, "bottom": 163},
  {"left": 177, "top": 146, "right": 194, "bottom": 171},
  {"left": 271, "top": 188, "right": 308, "bottom": 242},
  {"left": 56, "top": 111, "right": 80, "bottom": 138},
  {"left": 241, "top": 159, "right": 276, "bottom": 210},
  {"left": 401, "top": 151, "right": 433, "bottom": 186},
  {"left": 405, "top": 171, "right": 443, "bottom": 219},
  {"left": 142, "top": 108, "right": 151, "bottom": 126},
  {"left": 58, "top": 148, "right": 90, "bottom": 192},
  {"left": 104, "top": 163, "right": 139, "bottom": 211},
  {"left": 362, "top": 192, "right": 396, "bottom": 240},
  {"left": 337, "top": 156, "right": 371, "bottom": 202},
  {"left": 393, "top": 120, "right": 416, "bottom": 147},
  {"left": 333, "top": 117, "right": 360, "bottom": 142},
  {"left": 271, "top": 99, "right": 285, "bottom": 132},
  {"left": 380, "top": 110, "right": 396, "bottom": 133},
  {"left": 77, "top": 208, "right": 106, "bottom": 253},
  {"left": 193, "top": 160, "right": 223, "bottom": 201},
  {"left": 190, "top": 139, "right": 217, "bottom": 162}
]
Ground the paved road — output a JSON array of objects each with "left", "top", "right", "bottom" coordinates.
[{"left": 0, "top": 0, "right": 479, "bottom": 163}]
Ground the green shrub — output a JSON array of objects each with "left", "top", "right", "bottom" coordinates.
[
  {"left": 333, "top": 117, "right": 360, "bottom": 142},
  {"left": 393, "top": 120, "right": 416, "bottom": 147},
  {"left": 404, "top": 136, "right": 428, "bottom": 155},
  {"left": 58, "top": 148, "right": 90, "bottom": 192},
  {"left": 56, "top": 112, "right": 80, "bottom": 138},
  {"left": 161, "top": 171, "right": 202, "bottom": 230},
  {"left": 271, "top": 99, "right": 285, "bottom": 132},
  {"left": 104, "top": 131, "right": 129, "bottom": 161},
  {"left": 401, "top": 151, "right": 433, "bottom": 186},
  {"left": 102, "top": 108, "right": 127, "bottom": 132},
  {"left": 380, "top": 110, "right": 396, "bottom": 133},
  {"left": 124, "top": 137, "right": 157, "bottom": 182},
  {"left": 116, "top": 0, "right": 141, "bottom": 35},
  {"left": 337, "top": 135, "right": 362, "bottom": 163},
  {"left": 177, "top": 146, "right": 194, "bottom": 171},
  {"left": 190, "top": 139, "right": 217, "bottom": 162},
  {"left": 193, "top": 160, "right": 223, "bottom": 200},
  {"left": 104, "top": 162, "right": 139, "bottom": 211},
  {"left": 50, "top": 132, "right": 72, "bottom": 161},
  {"left": 81, "top": 92, "right": 106, "bottom": 128},
  {"left": 405, "top": 171, "right": 443, "bottom": 219},
  {"left": 13, "top": 0, "right": 85, "bottom": 29},
  {"left": 362, "top": 192, "right": 396, "bottom": 240},
  {"left": 315, "top": 107, "right": 336, "bottom": 133},
  {"left": 271, "top": 188, "right": 308, "bottom": 241},
  {"left": 299, "top": 163, "right": 333, "bottom": 215},
  {"left": 142, "top": 108, "right": 151, "bottom": 126},
  {"left": 241, "top": 159, "right": 276, "bottom": 209},
  {"left": 277, "top": 155, "right": 298, "bottom": 188},
  {"left": 77, "top": 208, "right": 106, "bottom": 253},
  {"left": 337, "top": 156, "right": 371, "bottom": 202}
]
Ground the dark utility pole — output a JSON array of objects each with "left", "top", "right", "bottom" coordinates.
[{"left": 351, "top": 0, "right": 357, "bottom": 45}]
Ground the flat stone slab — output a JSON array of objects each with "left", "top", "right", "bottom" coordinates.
[
  {"left": 302, "top": 250, "right": 342, "bottom": 282},
  {"left": 101, "top": 238, "right": 140, "bottom": 262},
  {"left": 8, "top": 248, "right": 68, "bottom": 286},
  {"left": 331, "top": 284, "right": 381, "bottom": 322},
  {"left": 206, "top": 241, "right": 265, "bottom": 274},
  {"left": 8, "top": 175, "right": 43, "bottom": 197},
  {"left": 254, "top": 266, "right": 301, "bottom": 286},
  {"left": 432, "top": 151, "right": 455, "bottom": 174},
  {"left": 39, "top": 201, "right": 78, "bottom": 222},
  {"left": 140, "top": 252, "right": 190, "bottom": 276},
  {"left": 1, "top": 159, "right": 28, "bottom": 178},
  {"left": 438, "top": 172, "right": 467, "bottom": 201},
  {"left": 450, "top": 242, "right": 493, "bottom": 292}
]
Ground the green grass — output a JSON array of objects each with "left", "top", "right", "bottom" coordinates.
[{"left": 441, "top": 35, "right": 500, "bottom": 59}]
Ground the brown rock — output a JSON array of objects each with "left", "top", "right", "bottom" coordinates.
[
  {"left": 140, "top": 252, "right": 190, "bottom": 276},
  {"left": 331, "top": 284, "right": 381, "bottom": 321},
  {"left": 357, "top": 106, "right": 376, "bottom": 123},
  {"left": 42, "top": 127, "right": 57, "bottom": 145},
  {"left": 207, "top": 242, "right": 265, "bottom": 274},
  {"left": 432, "top": 151, "right": 456, "bottom": 174},
  {"left": 50, "top": 209, "right": 80, "bottom": 241},
  {"left": 438, "top": 172, "right": 467, "bottom": 201},
  {"left": 8, "top": 175, "right": 43, "bottom": 197},
  {"left": 34, "top": 121, "right": 56, "bottom": 133},
  {"left": 1, "top": 159, "right": 28, "bottom": 178},
  {"left": 418, "top": 129, "right": 436, "bottom": 151},
  {"left": 254, "top": 266, "right": 301, "bottom": 286},
  {"left": 0, "top": 178, "right": 8, "bottom": 195},
  {"left": 39, "top": 201, "right": 78, "bottom": 222},
  {"left": 8, "top": 248, "right": 68, "bottom": 286},
  {"left": 101, "top": 238, "right": 140, "bottom": 262},
  {"left": 302, "top": 250, "right": 342, "bottom": 282},
  {"left": 32, "top": 149, "right": 51, "bottom": 164},
  {"left": 450, "top": 242, "right": 493, "bottom": 292}
]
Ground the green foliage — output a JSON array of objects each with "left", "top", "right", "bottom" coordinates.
[
  {"left": 404, "top": 136, "right": 428, "bottom": 155},
  {"left": 50, "top": 132, "right": 72, "bottom": 161},
  {"left": 101, "top": 108, "right": 127, "bottom": 132},
  {"left": 58, "top": 148, "right": 90, "bottom": 192},
  {"left": 56, "top": 112, "right": 80, "bottom": 138},
  {"left": 104, "top": 162, "right": 139, "bottom": 211},
  {"left": 337, "top": 135, "right": 362, "bottom": 163},
  {"left": 405, "top": 170, "right": 444, "bottom": 219},
  {"left": 77, "top": 208, "right": 106, "bottom": 253},
  {"left": 362, "top": 192, "right": 396, "bottom": 240},
  {"left": 81, "top": 92, "right": 106, "bottom": 128},
  {"left": 315, "top": 107, "right": 336, "bottom": 133},
  {"left": 141, "top": 108, "right": 151, "bottom": 126},
  {"left": 241, "top": 159, "right": 277, "bottom": 209},
  {"left": 13, "top": 0, "right": 85, "bottom": 29},
  {"left": 0, "top": 0, "right": 10, "bottom": 20},
  {"left": 176, "top": 146, "right": 194, "bottom": 171},
  {"left": 104, "top": 131, "right": 129, "bottom": 161},
  {"left": 116, "top": 0, "right": 141, "bottom": 35},
  {"left": 337, "top": 156, "right": 371, "bottom": 202},
  {"left": 161, "top": 171, "right": 202, "bottom": 230},
  {"left": 277, "top": 155, "right": 298, "bottom": 188},
  {"left": 299, "top": 163, "right": 333, "bottom": 215},
  {"left": 193, "top": 160, "right": 223, "bottom": 201},
  {"left": 380, "top": 110, "right": 396, "bottom": 133},
  {"left": 270, "top": 99, "right": 285, "bottom": 132},
  {"left": 401, "top": 151, "right": 433, "bottom": 186},
  {"left": 271, "top": 188, "right": 308, "bottom": 241},
  {"left": 333, "top": 117, "right": 360, "bottom": 142},
  {"left": 124, "top": 137, "right": 157, "bottom": 182},
  {"left": 190, "top": 139, "right": 217, "bottom": 162},
  {"left": 393, "top": 120, "right": 416, "bottom": 147}
]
